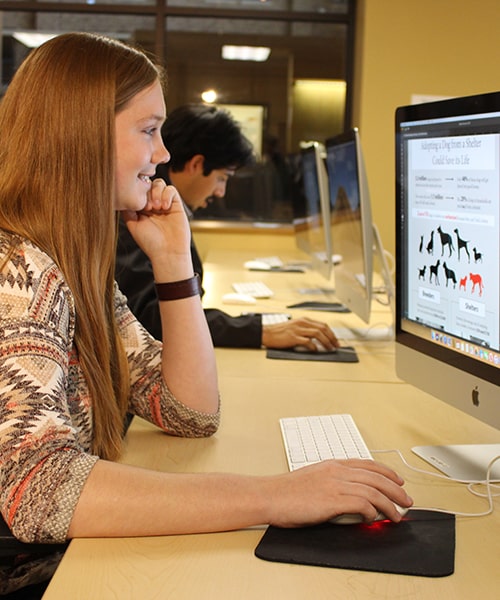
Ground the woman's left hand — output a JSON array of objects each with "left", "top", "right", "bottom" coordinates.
[{"left": 121, "top": 179, "right": 191, "bottom": 272}]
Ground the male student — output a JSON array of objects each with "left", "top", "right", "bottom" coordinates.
[{"left": 116, "top": 104, "right": 338, "bottom": 351}]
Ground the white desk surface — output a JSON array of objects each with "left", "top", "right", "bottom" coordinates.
[{"left": 43, "top": 247, "right": 500, "bottom": 599}]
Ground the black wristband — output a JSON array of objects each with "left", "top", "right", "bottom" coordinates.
[{"left": 155, "top": 273, "right": 202, "bottom": 301}]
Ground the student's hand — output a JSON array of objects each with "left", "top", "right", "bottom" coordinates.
[
  {"left": 121, "top": 179, "right": 192, "bottom": 278},
  {"left": 265, "top": 459, "right": 413, "bottom": 528},
  {"left": 261, "top": 317, "right": 339, "bottom": 350}
]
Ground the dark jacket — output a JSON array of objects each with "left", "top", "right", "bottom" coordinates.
[{"left": 115, "top": 218, "right": 262, "bottom": 348}]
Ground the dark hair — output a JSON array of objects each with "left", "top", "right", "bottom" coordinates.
[{"left": 162, "top": 104, "right": 254, "bottom": 175}]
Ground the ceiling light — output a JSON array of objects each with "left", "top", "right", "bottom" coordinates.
[
  {"left": 12, "top": 32, "right": 58, "bottom": 48},
  {"left": 222, "top": 45, "right": 271, "bottom": 62},
  {"left": 201, "top": 89, "right": 218, "bottom": 103}
]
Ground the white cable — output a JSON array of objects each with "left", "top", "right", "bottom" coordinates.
[
  {"left": 371, "top": 448, "right": 500, "bottom": 518},
  {"left": 374, "top": 294, "right": 391, "bottom": 307}
]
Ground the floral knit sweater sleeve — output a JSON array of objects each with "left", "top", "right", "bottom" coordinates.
[{"left": 0, "top": 232, "right": 220, "bottom": 544}]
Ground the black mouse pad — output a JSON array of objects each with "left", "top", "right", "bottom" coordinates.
[
  {"left": 255, "top": 510, "right": 455, "bottom": 577},
  {"left": 286, "top": 301, "right": 351, "bottom": 313},
  {"left": 266, "top": 347, "right": 359, "bottom": 363}
]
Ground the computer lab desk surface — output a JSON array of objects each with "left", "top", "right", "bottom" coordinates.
[
  {"left": 43, "top": 249, "right": 500, "bottom": 599},
  {"left": 43, "top": 373, "right": 500, "bottom": 600}
]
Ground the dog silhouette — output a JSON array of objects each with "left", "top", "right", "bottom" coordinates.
[
  {"left": 426, "top": 230, "right": 434, "bottom": 255},
  {"left": 454, "top": 228, "right": 470, "bottom": 262},
  {"left": 429, "top": 259, "right": 440, "bottom": 285},
  {"left": 443, "top": 262, "right": 457, "bottom": 288},
  {"left": 469, "top": 273, "right": 484, "bottom": 296},
  {"left": 437, "top": 226, "right": 454, "bottom": 257}
]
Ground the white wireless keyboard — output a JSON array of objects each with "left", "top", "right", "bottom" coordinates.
[
  {"left": 261, "top": 313, "right": 291, "bottom": 326},
  {"left": 254, "top": 255, "right": 284, "bottom": 268},
  {"left": 280, "top": 414, "right": 372, "bottom": 471},
  {"left": 232, "top": 281, "right": 274, "bottom": 298}
]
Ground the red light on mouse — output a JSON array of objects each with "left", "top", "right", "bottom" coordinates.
[{"left": 361, "top": 519, "right": 390, "bottom": 531}]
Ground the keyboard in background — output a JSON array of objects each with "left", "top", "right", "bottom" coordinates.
[
  {"left": 253, "top": 256, "right": 284, "bottom": 268},
  {"left": 261, "top": 313, "right": 291, "bottom": 326},
  {"left": 244, "top": 256, "right": 308, "bottom": 273},
  {"left": 280, "top": 414, "right": 372, "bottom": 471},
  {"left": 232, "top": 281, "right": 274, "bottom": 299}
]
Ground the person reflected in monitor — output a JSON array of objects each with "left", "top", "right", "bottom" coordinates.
[{"left": 116, "top": 104, "right": 339, "bottom": 352}]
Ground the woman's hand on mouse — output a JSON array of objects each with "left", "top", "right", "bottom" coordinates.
[{"left": 262, "top": 459, "right": 413, "bottom": 528}]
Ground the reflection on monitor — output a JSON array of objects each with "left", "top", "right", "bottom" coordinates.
[
  {"left": 395, "top": 91, "right": 500, "bottom": 481},
  {"left": 325, "top": 129, "right": 394, "bottom": 340},
  {"left": 293, "top": 143, "right": 332, "bottom": 281},
  {"left": 325, "top": 129, "right": 373, "bottom": 323}
]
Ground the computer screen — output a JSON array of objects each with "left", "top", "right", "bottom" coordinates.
[
  {"left": 293, "top": 143, "right": 332, "bottom": 281},
  {"left": 395, "top": 91, "right": 500, "bottom": 480},
  {"left": 325, "top": 128, "right": 374, "bottom": 324}
]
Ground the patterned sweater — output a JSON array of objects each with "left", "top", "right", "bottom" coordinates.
[{"left": 0, "top": 231, "right": 220, "bottom": 544}]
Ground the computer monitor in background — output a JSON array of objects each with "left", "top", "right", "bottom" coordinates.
[
  {"left": 325, "top": 128, "right": 395, "bottom": 333},
  {"left": 293, "top": 143, "right": 332, "bottom": 281},
  {"left": 395, "top": 91, "right": 500, "bottom": 481}
]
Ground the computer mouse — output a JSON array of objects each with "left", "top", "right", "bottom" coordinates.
[
  {"left": 293, "top": 339, "right": 336, "bottom": 353},
  {"left": 243, "top": 260, "right": 272, "bottom": 271},
  {"left": 221, "top": 292, "right": 257, "bottom": 305},
  {"left": 330, "top": 504, "right": 408, "bottom": 525}
]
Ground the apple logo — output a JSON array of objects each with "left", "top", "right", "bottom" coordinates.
[{"left": 471, "top": 386, "right": 480, "bottom": 407}]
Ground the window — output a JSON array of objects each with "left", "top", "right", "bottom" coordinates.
[{"left": 0, "top": 0, "right": 357, "bottom": 223}]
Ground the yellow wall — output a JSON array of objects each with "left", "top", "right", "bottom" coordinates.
[
  {"left": 291, "top": 79, "right": 346, "bottom": 150},
  {"left": 355, "top": 0, "right": 500, "bottom": 257}
]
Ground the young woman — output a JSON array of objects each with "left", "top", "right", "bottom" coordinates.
[{"left": 0, "top": 33, "right": 412, "bottom": 593}]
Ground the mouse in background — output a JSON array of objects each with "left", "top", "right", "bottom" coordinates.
[
  {"left": 330, "top": 504, "right": 409, "bottom": 525},
  {"left": 222, "top": 292, "right": 257, "bottom": 306}
]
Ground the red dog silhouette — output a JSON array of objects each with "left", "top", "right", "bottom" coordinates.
[{"left": 469, "top": 273, "right": 484, "bottom": 296}]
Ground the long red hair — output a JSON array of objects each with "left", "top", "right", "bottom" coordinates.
[{"left": 0, "top": 33, "right": 165, "bottom": 459}]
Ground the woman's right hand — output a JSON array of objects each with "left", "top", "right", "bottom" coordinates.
[{"left": 264, "top": 459, "right": 413, "bottom": 528}]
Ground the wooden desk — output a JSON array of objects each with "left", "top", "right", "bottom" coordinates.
[
  {"left": 203, "top": 248, "right": 398, "bottom": 383},
  {"left": 43, "top": 247, "right": 500, "bottom": 599}
]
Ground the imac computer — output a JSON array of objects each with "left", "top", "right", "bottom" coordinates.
[
  {"left": 395, "top": 91, "right": 500, "bottom": 481},
  {"left": 325, "top": 128, "right": 395, "bottom": 336},
  {"left": 293, "top": 143, "right": 332, "bottom": 281}
]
